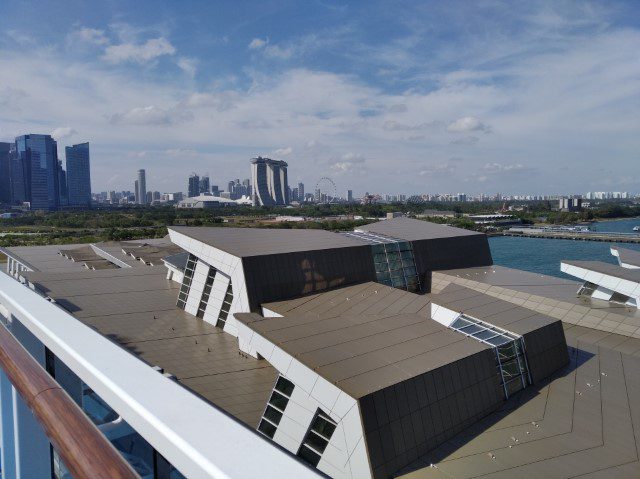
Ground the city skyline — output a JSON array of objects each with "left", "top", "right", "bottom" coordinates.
[{"left": 1, "top": 1, "right": 638, "bottom": 195}]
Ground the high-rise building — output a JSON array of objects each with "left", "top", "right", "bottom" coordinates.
[
  {"left": 188, "top": 174, "right": 200, "bottom": 198},
  {"left": 57, "top": 160, "right": 68, "bottom": 207},
  {"left": 242, "top": 179, "right": 251, "bottom": 197},
  {"left": 297, "top": 182, "right": 304, "bottom": 203},
  {"left": 134, "top": 180, "right": 139, "bottom": 203},
  {"left": 199, "top": 175, "right": 210, "bottom": 195},
  {"left": 0, "top": 142, "right": 11, "bottom": 204},
  {"left": 14, "top": 134, "right": 61, "bottom": 210},
  {"left": 211, "top": 185, "right": 219, "bottom": 196},
  {"left": 250, "top": 157, "right": 289, "bottom": 206},
  {"left": 8, "top": 143, "right": 25, "bottom": 205},
  {"left": 137, "top": 169, "right": 147, "bottom": 205},
  {"left": 347, "top": 190, "right": 353, "bottom": 202},
  {"left": 65, "top": 142, "right": 91, "bottom": 208}
]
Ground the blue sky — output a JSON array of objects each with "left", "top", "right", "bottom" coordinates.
[{"left": 0, "top": 0, "right": 638, "bottom": 196}]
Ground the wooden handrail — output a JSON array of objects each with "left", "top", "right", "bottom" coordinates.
[{"left": 0, "top": 322, "right": 139, "bottom": 479}]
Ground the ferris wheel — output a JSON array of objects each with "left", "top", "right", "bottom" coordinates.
[{"left": 315, "top": 177, "right": 337, "bottom": 202}]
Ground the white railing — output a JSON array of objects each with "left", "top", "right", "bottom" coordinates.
[{"left": 0, "top": 272, "right": 319, "bottom": 479}]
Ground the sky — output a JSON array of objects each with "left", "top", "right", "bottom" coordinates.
[{"left": 0, "top": 0, "right": 638, "bottom": 197}]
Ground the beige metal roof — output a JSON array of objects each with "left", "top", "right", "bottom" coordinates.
[
  {"left": 3, "top": 244, "right": 97, "bottom": 273},
  {"left": 242, "top": 282, "right": 490, "bottom": 398},
  {"left": 397, "top": 340, "right": 640, "bottom": 478},
  {"left": 24, "top": 265, "right": 277, "bottom": 427},
  {"left": 432, "top": 283, "right": 560, "bottom": 337},
  {"left": 433, "top": 266, "right": 640, "bottom": 339},
  {"left": 612, "top": 245, "right": 640, "bottom": 268},
  {"left": 169, "top": 226, "right": 369, "bottom": 258},
  {"left": 563, "top": 259, "right": 640, "bottom": 283},
  {"left": 356, "top": 217, "right": 483, "bottom": 240}
]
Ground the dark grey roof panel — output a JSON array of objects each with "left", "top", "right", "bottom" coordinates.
[
  {"left": 397, "top": 343, "right": 640, "bottom": 479},
  {"left": 163, "top": 251, "right": 189, "bottom": 271},
  {"left": 169, "top": 226, "right": 369, "bottom": 257}
]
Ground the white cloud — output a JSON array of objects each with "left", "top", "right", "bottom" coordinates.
[
  {"left": 109, "top": 105, "right": 191, "bottom": 126},
  {"left": 274, "top": 147, "right": 293, "bottom": 156},
  {"left": 330, "top": 153, "right": 367, "bottom": 174},
  {"left": 177, "top": 57, "right": 197, "bottom": 77},
  {"left": 103, "top": 37, "right": 176, "bottom": 64},
  {"left": 6, "top": 30, "right": 35, "bottom": 46},
  {"left": 446, "top": 116, "right": 491, "bottom": 133},
  {"left": 248, "top": 38, "right": 267, "bottom": 50},
  {"left": 50, "top": 127, "right": 78, "bottom": 140},
  {"left": 419, "top": 161, "right": 458, "bottom": 176},
  {"left": 165, "top": 148, "right": 199, "bottom": 157},
  {"left": 450, "top": 136, "right": 479, "bottom": 145},
  {"left": 181, "top": 91, "right": 237, "bottom": 111},
  {"left": 1, "top": 16, "right": 639, "bottom": 195},
  {"left": 73, "top": 27, "right": 109, "bottom": 45},
  {"left": 264, "top": 45, "right": 294, "bottom": 60},
  {"left": 482, "top": 163, "right": 533, "bottom": 173},
  {"left": 382, "top": 120, "right": 441, "bottom": 131},
  {"left": 248, "top": 37, "right": 294, "bottom": 59}
]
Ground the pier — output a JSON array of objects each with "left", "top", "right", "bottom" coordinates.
[{"left": 502, "top": 229, "right": 640, "bottom": 243}]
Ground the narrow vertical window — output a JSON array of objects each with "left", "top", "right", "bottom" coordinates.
[
  {"left": 176, "top": 254, "right": 197, "bottom": 309},
  {"left": 258, "top": 376, "right": 295, "bottom": 439},
  {"left": 297, "top": 409, "right": 337, "bottom": 467}
]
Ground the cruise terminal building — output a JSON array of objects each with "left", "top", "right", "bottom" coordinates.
[{"left": 1, "top": 218, "right": 639, "bottom": 478}]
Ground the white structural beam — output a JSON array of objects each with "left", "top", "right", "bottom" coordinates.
[{"left": 0, "top": 272, "right": 319, "bottom": 479}]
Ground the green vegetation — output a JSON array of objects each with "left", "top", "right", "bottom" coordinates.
[{"left": 0, "top": 200, "right": 637, "bottom": 247}]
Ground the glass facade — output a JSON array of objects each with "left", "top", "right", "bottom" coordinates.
[
  {"left": 177, "top": 255, "right": 197, "bottom": 309},
  {"left": 197, "top": 267, "right": 217, "bottom": 318},
  {"left": 449, "top": 314, "right": 530, "bottom": 398},
  {"left": 297, "top": 409, "right": 337, "bottom": 468},
  {"left": 342, "top": 231, "right": 421, "bottom": 292},
  {"left": 65, "top": 143, "right": 91, "bottom": 208},
  {"left": 15, "top": 134, "right": 60, "bottom": 210},
  {"left": 216, "top": 283, "right": 233, "bottom": 328},
  {"left": 0, "top": 142, "right": 11, "bottom": 204},
  {"left": 258, "top": 376, "right": 294, "bottom": 439}
]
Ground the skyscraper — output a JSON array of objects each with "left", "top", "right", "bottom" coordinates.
[
  {"left": 134, "top": 180, "right": 139, "bottom": 203},
  {"left": 15, "top": 134, "right": 60, "bottom": 210},
  {"left": 188, "top": 174, "right": 199, "bottom": 198},
  {"left": 65, "top": 142, "right": 91, "bottom": 208},
  {"left": 250, "top": 157, "right": 289, "bottom": 206},
  {"left": 0, "top": 143, "right": 11, "bottom": 204},
  {"left": 199, "top": 175, "right": 210, "bottom": 195},
  {"left": 298, "top": 182, "right": 304, "bottom": 203},
  {"left": 137, "top": 169, "right": 147, "bottom": 205},
  {"left": 347, "top": 190, "right": 353, "bottom": 202},
  {"left": 57, "top": 160, "right": 68, "bottom": 207}
]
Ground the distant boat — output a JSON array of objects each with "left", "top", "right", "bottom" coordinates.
[{"left": 633, "top": 226, "right": 640, "bottom": 232}]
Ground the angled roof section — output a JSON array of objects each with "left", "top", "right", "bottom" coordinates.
[
  {"left": 356, "top": 217, "right": 482, "bottom": 240},
  {"left": 22, "top": 265, "right": 277, "bottom": 426},
  {"left": 240, "top": 282, "right": 490, "bottom": 398},
  {"left": 612, "top": 245, "right": 640, "bottom": 268},
  {"left": 563, "top": 259, "right": 640, "bottom": 283},
  {"left": 169, "top": 226, "right": 369, "bottom": 258}
]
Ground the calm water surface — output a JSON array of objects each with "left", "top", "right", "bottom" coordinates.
[{"left": 489, "top": 217, "right": 640, "bottom": 280}]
